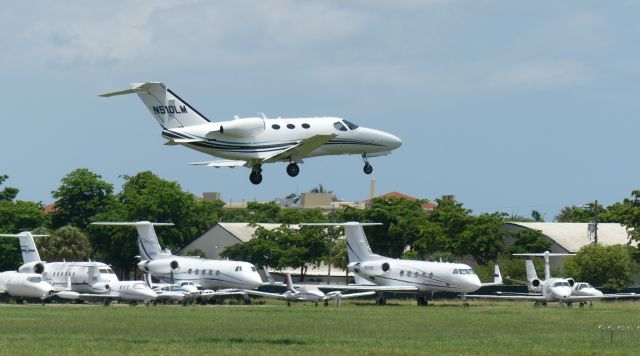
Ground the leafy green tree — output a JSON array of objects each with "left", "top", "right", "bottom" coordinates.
[
  {"left": 606, "top": 190, "right": 640, "bottom": 245},
  {"left": 0, "top": 175, "right": 18, "bottom": 202},
  {"left": 554, "top": 202, "right": 607, "bottom": 223},
  {"left": 457, "top": 213, "right": 506, "bottom": 265},
  {"left": 0, "top": 175, "right": 46, "bottom": 270},
  {"left": 531, "top": 210, "right": 544, "bottom": 222},
  {"left": 563, "top": 244, "right": 633, "bottom": 290},
  {"left": 50, "top": 168, "right": 115, "bottom": 229},
  {"left": 246, "top": 201, "right": 281, "bottom": 223},
  {"left": 89, "top": 171, "right": 219, "bottom": 275},
  {"left": 37, "top": 226, "right": 93, "bottom": 261}
]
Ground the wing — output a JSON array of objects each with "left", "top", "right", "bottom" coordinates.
[
  {"left": 314, "top": 284, "right": 418, "bottom": 292},
  {"left": 189, "top": 160, "right": 248, "bottom": 168},
  {"left": 466, "top": 294, "right": 548, "bottom": 301},
  {"left": 243, "top": 290, "right": 288, "bottom": 300},
  {"left": 338, "top": 291, "right": 376, "bottom": 299},
  {"left": 262, "top": 134, "right": 337, "bottom": 163}
]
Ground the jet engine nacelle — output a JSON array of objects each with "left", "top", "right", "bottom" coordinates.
[
  {"left": 566, "top": 278, "right": 575, "bottom": 287},
  {"left": 350, "top": 261, "right": 390, "bottom": 277},
  {"left": 91, "top": 282, "right": 111, "bottom": 293},
  {"left": 18, "top": 261, "right": 46, "bottom": 274},
  {"left": 138, "top": 259, "right": 180, "bottom": 274},
  {"left": 218, "top": 118, "right": 265, "bottom": 138}
]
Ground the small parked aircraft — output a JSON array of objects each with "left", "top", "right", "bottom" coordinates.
[
  {"left": 1, "top": 232, "right": 157, "bottom": 304},
  {"left": 302, "top": 222, "right": 502, "bottom": 306},
  {"left": 244, "top": 274, "right": 375, "bottom": 307},
  {"left": 91, "top": 222, "right": 263, "bottom": 291},
  {"left": 0, "top": 271, "right": 56, "bottom": 302},
  {"left": 467, "top": 251, "right": 636, "bottom": 307},
  {"left": 100, "top": 82, "right": 402, "bottom": 184}
]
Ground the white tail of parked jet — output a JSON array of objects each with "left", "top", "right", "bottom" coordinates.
[
  {"left": 301, "top": 222, "right": 383, "bottom": 262},
  {"left": 100, "top": 82, "right": 210, "bottom": 129},
  {"left": 0, "top": 232, "right": 48, "bottom": 263},
  {"left": 91, "top": 222, "right": 174, "bottom": 260},
  {"left": 514, "top": 251, "right": 575, "bottom": 280},
  {"left": 285, "top": 274, "right": 294, "bottom": 292}
]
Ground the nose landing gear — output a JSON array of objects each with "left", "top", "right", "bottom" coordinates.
[{"left": 362, "top": 154, "right": 373, "bottom": 174}]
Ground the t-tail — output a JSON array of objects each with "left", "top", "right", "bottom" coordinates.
[
  {"left": 285, "top": 274, "right": 294, "bottom": 292},
  {"left": 524, "top": 259, "right": 539, "bottom": 282},
  {"left": 0, "top": 232, "right": 47, "bottom": 263},
  {"left": 514, "top": 251, "right": 575, "bottom": 281},
  {"left": 91, "top": 222, "right": 174, "bottom": 260},
  {"left": 300, "top": 222, "right": 383, "bottom": 263},
  {"left": 100, "top": 82, "right": 211, "bottom": 129}
]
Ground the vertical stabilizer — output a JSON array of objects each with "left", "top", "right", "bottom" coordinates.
[
  {"left": 100, "top": 82, "right": 211, "bottom": 129},
  {"left": 285, "top": 274, "right": 294, "bottom": 292},
  {"left": 525, "top": 259, "right": 539, "bottom": 282},
  {"left": 0, "top": 232, "right": 46, "bottom": 263},
  {"left": 91, "top": 222, "right": 174, "bottom": 260},
  {"left": 343, "top": 223, "right": 382, "bottom": 263}
]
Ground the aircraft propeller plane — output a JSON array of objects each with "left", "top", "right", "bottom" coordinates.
[
  {"left": 100, "top": 82, "right": 402, "bottom": 184},
  {"left": 244, "top": 273, "right": 375, "bottom": 307}
]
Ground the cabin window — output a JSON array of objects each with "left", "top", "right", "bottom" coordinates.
[
  {"left": 272, "top": 124, "right": 280, "bottom": 130},
  {"left": 302, "top": 123, "right": 310, "bottom": 129},
  {"left": 453, "top": 269, "right": 458, "bottom": 274},
  {"left": 251, "top": 267, "right": 257, "bottom": 272},
  {"left": 343, "top": 120, "right": 359, "bottom": 130},
  {"left": 188, "top": 269, "right": 192, "bottom": 274},
  {"left": 209, "top": 270, "right": 213, "bottom": 276},
  {"left": 195, "top": 269, "right": 199, "bottom": 275},
  {"left": 216, "top": 270, "right": 220, "bottom": 276},
  {"left": 333, "top": 121, "right": 347, "bottom": 131},
  {"left": 287, "top": 124, "right": 295, "bottom": 129},
  {"left": 399, "top": 270, "right": 404, "bottom": 277},
  {"left": 235, "top": 266, "right": 243, "bottom": 272}
]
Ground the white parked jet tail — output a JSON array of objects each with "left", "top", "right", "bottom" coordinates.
[
  {"left": 91, "top": 222, "right": 174, "bottom": 260},
  {"left": 285, "top": 274, "right": 294, "bottom": 292},
  {"left": 301, "top": 222, "right": 383, "bottom": 262},
  {"left": 524, "top": 259, "right": 539, "bottom": 282},
  {"left": 0, "top": 232, "right": 47, "bottom": 263},
  {"left": 514, "top": 251, "right": 574, "bottom": 280},
  {"left": 100, "top": 82, "right": 211, "bottom": 129}
]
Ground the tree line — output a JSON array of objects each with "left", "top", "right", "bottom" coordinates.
[{"left": 1, "top": 170, "right": 639, "bottom": 288}]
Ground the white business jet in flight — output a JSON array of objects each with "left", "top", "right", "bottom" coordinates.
[
  {"left": 467, "top": 251, "right": 636, "bottom": 307},
  {"left": 303, "top": 222, "right": 502, "bottom": 306},
  {"left": 1, "top": 232, "right": 157, "bottom": 304},
  {"left": 100, "top": 82, "right": 402, "bottom": 184},
  {"left": 91, "top": 222, "right": 263, "bottom": 290},
  {"left": 244, "top": 273, "right": 375, "bottom": 307}
]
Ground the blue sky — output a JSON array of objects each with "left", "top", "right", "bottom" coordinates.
[{"left": 1, "top": 1, "right": 639, "bottom": 220}]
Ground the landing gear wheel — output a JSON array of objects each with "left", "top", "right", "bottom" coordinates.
[
  {"left": 249, "top": 171, "right": 263, "bottom": 185},
  {"left": 286, "top": 163, "right": 300, "bottom": 177},
  {"left": 376, "top": 296, "right": 387, "bottom": 306},
  {"left": 363, "top": 162, "right": 373, "bottom": 175}
]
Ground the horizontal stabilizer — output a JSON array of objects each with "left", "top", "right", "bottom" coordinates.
[
  {"left": 189, "top": 160, "right": 248, "bottom": 168},
  {"left": 99, "top": 82, "right": 162, "bottom": 97}
]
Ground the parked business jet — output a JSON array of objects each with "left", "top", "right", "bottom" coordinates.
[
  {"left": 467, "top": 251, "right": 636, "bottom": 307},
  {"left": 302, "top": 222, "right": 502, "bottom": 306},
  {"left": 244, "top": 274, "right": 374, "bottom": 307},
  {"left": 91, "top": 222, "right": 263, "bottom": 290},
  {"left": 1, "top": 232, "right": 157, "bottom": 304},
  {"left": 0, "top": 271, "right": 56, "bottom": 302},
  {"left": 100, "top": 82, "right": 402, "bottom": 184}
]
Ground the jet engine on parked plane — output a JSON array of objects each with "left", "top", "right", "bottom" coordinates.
[
  {"left": 18, "top": 261, "right": 46, "bottom": 274},
  {"left": 347, "top": 261, "right": 390, "bottom": 276},
  {"left": 138, "top": 259, "right": 180, "bottom": 274},
  {"left": 217, "top": 117, "right": 265, "bottom": 138},
  {"left": 91, "top": 282, "right": 111, "bottom": 293}
]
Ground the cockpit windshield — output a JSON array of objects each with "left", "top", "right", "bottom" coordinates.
[
  {"left": 553, "top": 281, "right": 571, "bottom": 287},
  {"left": 343, "top": 120, "right": 359, "bottom": 130},
  {"left": 333, "top": 121, "right": 347, "bottom": 131},
  {"left": 453, "top": 268, "right": 476, "bottom": 275},
  {"left": 99, "top": 268, "right": 115, "bottom": 274}
]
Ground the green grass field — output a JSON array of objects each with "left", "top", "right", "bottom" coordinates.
[{"left": 0, "top": 299, "right": 638, "bottom": 355}]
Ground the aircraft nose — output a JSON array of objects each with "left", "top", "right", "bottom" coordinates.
[{"left": 381, "top": 132, "right": 402, "bottom": 150}]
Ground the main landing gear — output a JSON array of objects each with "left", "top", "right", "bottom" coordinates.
[
  {"left": 286, "top": 163, "right": 300, "bottom": 177},
  {"left": 362, "top": 154, "right": 373, "bottom": 175},
  {"left": 249, "top": 164, "right": 263, "bottom": 185}
]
